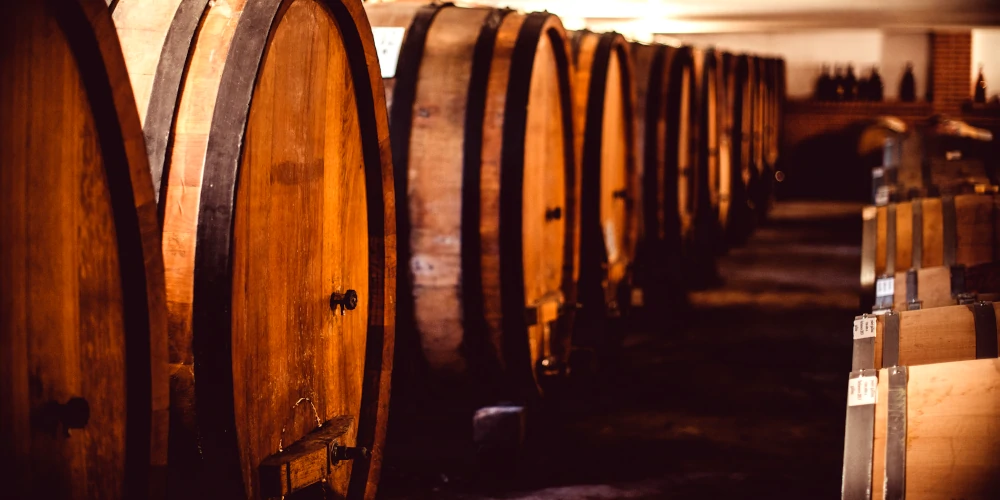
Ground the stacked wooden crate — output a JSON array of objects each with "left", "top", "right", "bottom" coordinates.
[{"left": 844, "top": 131, "right": 1000, "bottom": 499}]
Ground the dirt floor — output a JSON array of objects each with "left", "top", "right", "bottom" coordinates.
[{"left": 378, "top": 200, "right": 862, "bottom": 499}]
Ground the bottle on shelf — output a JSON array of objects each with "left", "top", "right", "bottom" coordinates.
[
  {"left": 833, "top": 65, "right": 846, "bottom": 101},
  {"left": 975, "top": 64, "right": 987, "bottom": 103},
  {"left": 900, "top": 62, "right": 917, "bottom": 102},
  {"left": 815, "top": 64, "right": 833, "bottom": 101},
  {"left": 845, "top": 64, "right": 858, "bottom": 100},
  {"left": 869, "top": 65, "right": 884, "bottom": 101}
]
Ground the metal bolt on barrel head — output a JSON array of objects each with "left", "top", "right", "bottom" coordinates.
[{"left": 330, "top": 289, "right": 359, "bottom": 315}]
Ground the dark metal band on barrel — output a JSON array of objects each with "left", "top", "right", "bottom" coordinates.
[
  {"left": 842, "top": 369, "right": 877, "bottom": 500},
  {"left": 886, "top": 204, "right": 897, "bottom": 275},
  {"left": 57, "top": 2, "right": 157, "bottom": 494},
  {"left": 971, "top": 302, "right": 999, "bottom": 359},
  {"left": 905, "top": 269, "right": 919, "bottom": 310},
  {"left": 942, "top": 195, "right": 957, "bottom": 267},
  {"left": 884, "top": 366, "right": 908, "bottom": 500},
  {"left": 138, "top": 0, "right": 212, "bottom": 210},
  {"left": 910, "top": 199, "right": 922, "bottom": 269}
]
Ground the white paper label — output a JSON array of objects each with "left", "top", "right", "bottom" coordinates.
[
  {"left": 372, "top": 27, "right": 406, "bottom": 79},
  {"left": 853, "top": 316, "right": 877, "bottom": 340},
  {"left": 874, "top": 186, "right": 889, "bottom": 206},
  {"left": 630, "top": 287, "right": 644, "bottom": 307},
  {"left": 875, "top": 277, "right": 895, "bottom": 298},
  {"left": 847, "top": 375, "right": 878, "bottom": 406}
]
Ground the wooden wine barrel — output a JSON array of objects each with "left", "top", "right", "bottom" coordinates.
[
  {"left": 851, "top": 303, "right": 1000, "bottom": 372},
  {"left": 843, "top": 359, "right": 1000, "bottom": 499},
  {"left": 364, "top": 4, "right": 577, "bottom": 397},
  {"left": 748, "top": 56, "right": 772, "bottom": 220},
  {"left": 693, "top": 48, "right": 729, "bottom": 254},
  {"left": 725, "top": 54, "right": 757, "bottom": 245},
  {"left": 570, "top": 30, "right": 638, "bottom": 335},
  {"left": 1, "top": 0, "right": 169, "bottom": 497},
  {"left": 669, "top": 47, "right": 699, "bottom": 249},
  {"left": 862, "top": 194, "right": 1000, "bottom": 301},
  {"left": 113, "top": 0, "right": 396, "bottom": 497},
  {"left": 630, "top": 42, "right": 684, "bottom": 300},
  {"left": 889, "top": 262, "right": 1000, "bottom": 311}
]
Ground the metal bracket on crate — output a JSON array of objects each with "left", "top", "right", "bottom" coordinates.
[
  {"left": 842, "top": 369, "right": 878, "bottom": 500},
  {"left": 942, "top": 195, "right": 957, "bottom": 267},
  {"left": 910, "top": 201, "right": 922, "bottom": 269},
  {"left": 884, "top": 366, "right": 908, "bottom": 500},
  {"left": 886, "top": 204, "right": 897, "bottom": 275},
  {"left": 971, "top": 301, "right": 998, "bottom": 359},
  {"left": 904, "top": 269, "right": 920, "bottom": 310}
]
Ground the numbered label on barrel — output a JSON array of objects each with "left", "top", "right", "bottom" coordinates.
[
  {"left": 875, "top": 277, "right": 894, "bottom": 299},
  {"left": 847, "top": 375, "right": 878, "bottom": 407},
  {"left": 853, "top": 316, "right": 877, "bottom": 340}
]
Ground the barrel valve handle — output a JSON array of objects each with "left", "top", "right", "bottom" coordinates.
[{"left": 330, "top": 289, "right": 359, "bottom": 316}]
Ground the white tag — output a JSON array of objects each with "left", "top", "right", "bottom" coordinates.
[
  {"left": 853, "top": 316, "right": 877, "bottom": 340},
  {"left": 872, "top": 167, "right": 885, "bottom": 178},
  {"left": 872, "top": 308, "right": 890, "bottom": 316},
  {"left": 630, "top": 287, "right": 644, "bottom": 307},
  {"left": 847, "top": 375, "right": 878, "bottom": 406},
  {"left": 875, "top": 277, "right": 895, "bottom": 298},
  {"left": 372, "top": 27, "right": 406, "bottom": 79},
  {"left": 874, "top": 186, "right": 889, "bottom": 206}
]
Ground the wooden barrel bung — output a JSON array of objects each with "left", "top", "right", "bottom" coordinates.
[
  {"left": 113, "top": 0, "right": 396, "bottom": 497},
  {"left": 570, "top": 30, "right": 638, "bottom": 330},
  {"left": 1, "top": 0, "right": 169, "bottom": 497},
  {"left": 365, "top": 4, "right": 577, "bottom": 398}
]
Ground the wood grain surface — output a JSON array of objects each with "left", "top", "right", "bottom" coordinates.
[
  {"left": 871, "top": 359, "right": 1000, "bottom": 500},
  {"left": 1, "top": 0, "right": 169, "bottom": 497},
  {"left": 869, "top": 302, "right": 1000, "bottom": 369}
]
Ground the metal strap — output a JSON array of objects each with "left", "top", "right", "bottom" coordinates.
[
  {"left": 911, "top": 200, "right": 923, "bottom": 269},
  {"left": 942, "top": 196, "right": 957, "bottom": 267},
  {"left": 842, "top": 369, "right": 878, "bottom": 500},
  {"left": 886, "top": 204, "right": 897, "bottom": 274},
  {"left": 971, "top": 302, "right": 999, "bottom": 359},
  {"left": 882, "top": 312, "right": 901, "bottom": 368},
  {"left": 950, "top": 264, "right": 967, "bottom": 298},
  {"left": 905, "top": 269, "right": 918, "bottom": 306},
  {"left": 852, "top": 315, "right": 876, "bottom": 372},
  {"left": 884, "top": 366, "right": 908, "bottom": 500}
]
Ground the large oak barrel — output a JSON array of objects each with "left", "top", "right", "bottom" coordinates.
[
  {"left": 726, "top": 54, "right": 757, "bottom": 244},
  {"left": 693, "top": 48, "right": 730, "bottom": 255},
  {"left": 1, "top": 0, "right": 169, "bottom": 497},
  {"left": 364, "top": 4, "right": 577, "bottom": 399},
  {"left": 570, "top": 30, "right": 638, "bottom": 346},
  {"left": 113, "top": 0, "right": 396, "bottom": 497},
  {"left": 748, "top": 56, "right": 773, "bottom": 219}
]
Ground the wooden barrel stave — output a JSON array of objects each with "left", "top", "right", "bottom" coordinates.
[
  {"left": 366, "top": 4, "right": 577, "bottom": 398},
  {"left": 113, "top": 0, "right": 395, "bottom": 497},
  {"left": 1, "top": 0, "right": 169, "bottom": 497}
]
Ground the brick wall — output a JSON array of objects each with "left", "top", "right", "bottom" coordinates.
[{"left": 930, "top": 31, "right": 973, "bottom": 116}]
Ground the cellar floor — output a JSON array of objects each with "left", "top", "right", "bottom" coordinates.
[{"left": 378, "top": 200, "right": 862, "bottom": 499}]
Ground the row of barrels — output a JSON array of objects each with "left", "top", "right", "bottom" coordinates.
[
  {"left": 845, "top": 193, "right": 1000, "bottom": 498},
  {"left": 0, "top": 0, "right": 785, "bottom": 498}
]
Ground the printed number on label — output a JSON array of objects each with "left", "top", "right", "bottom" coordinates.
[
  {"left": 875, "top": 277, "right": 894, "bottom": 298},
  {"left": 853, "top": 316, "right": 877, "bottom": 340},
  {"left": 372, "top": 27, "right": 406, "bottom": 79},
  {"left": 848, "top": 375, "right": 878, "bottom": 406},
  {"left": 874, "top": 186, "right": 889, "bottom": 206}
]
